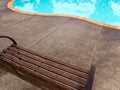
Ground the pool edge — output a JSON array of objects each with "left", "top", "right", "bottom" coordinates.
[{"left": 8, "top": 0, "right": 120, "bottom": 30}]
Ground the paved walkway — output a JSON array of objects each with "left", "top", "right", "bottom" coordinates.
[{"left": 0, "top": 0, "right": 120, "bottom": 90}]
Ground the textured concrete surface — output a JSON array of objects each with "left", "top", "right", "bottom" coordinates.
[{"left": 0, "top": 0, "right": 120, "bottom": 90}]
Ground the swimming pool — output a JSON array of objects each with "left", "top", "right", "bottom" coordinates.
[{"left": 8, "top": 0, "right": 120, "bottom": 29}]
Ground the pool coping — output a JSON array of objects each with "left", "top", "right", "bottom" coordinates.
[{"left": 8, "top": 0, "right": 120, "bottom": 30}]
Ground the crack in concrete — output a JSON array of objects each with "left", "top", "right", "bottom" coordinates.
[
  {"left": 0, "top": 16, "right": 33, "bottom": 31},
  {"left": 91, "top": 27, "right": 104, "bottom": 66},
  {"left": 28, "top": 18, "right": 72, "bottom": 48}
]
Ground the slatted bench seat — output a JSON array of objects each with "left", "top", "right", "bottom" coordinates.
[{"left": 0, "top": 36, "right": 95, "bottom": 90}]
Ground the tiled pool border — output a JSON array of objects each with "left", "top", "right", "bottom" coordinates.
[{"left": 8, "top": 0, "right": 120, "bottom": 30}]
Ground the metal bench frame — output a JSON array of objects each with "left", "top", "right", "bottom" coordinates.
[{"left": 0, "top": 36, "right": 95, "bottom": 90}]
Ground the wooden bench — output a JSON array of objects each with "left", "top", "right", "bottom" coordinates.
[{"left": 0, "top": 36, "right": 95, "bottom": 90}]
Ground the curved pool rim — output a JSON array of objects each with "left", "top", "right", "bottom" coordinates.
[{"left": 8, "top": 0, "right": 120, "bottom": 30}]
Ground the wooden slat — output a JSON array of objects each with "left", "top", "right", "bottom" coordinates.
[
  {"left": 3, "top": 49, "right": 87, "bottom": 85},
  {"left": 1, "top": 52, "right": 85, "bottom": 89},
  {"left": 0, "top": 44, "right": 95, "bottom": 90},
  {"left": 13, "top": 45, "right": 89, "bottom": 73},
  {"left": 0, "top": 60, "right": 17, "bottom": 75},
  {"left": 17, "top": 70, "right": 67, "bottom": 90},
  {"left": 0, "top": 56, "right": 79, "bottom": 90},
  {"left": 0, "top": 56, "right": 75, "bottom": 90},
  {"left": 8, "top": 46, "right": 89, "bottom": 79},
  {"left": 0, "top": 59, "right": 67, "bottom": 90}
]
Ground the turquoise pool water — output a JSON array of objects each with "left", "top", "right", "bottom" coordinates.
[{"left": 13, "top": 0, "right": 120, "bottom": 26}]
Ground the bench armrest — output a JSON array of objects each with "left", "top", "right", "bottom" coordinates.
[{"left": 0, "top": 36, "right": 17, "bottom": 45}]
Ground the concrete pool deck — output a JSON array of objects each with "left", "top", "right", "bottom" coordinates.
[{"left": 0, "top": 0, "right": 120, "bottom": 90}]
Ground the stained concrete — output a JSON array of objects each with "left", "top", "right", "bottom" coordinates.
[{"left": 0, "top": 0, "right": 120, "bottom": 90}]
